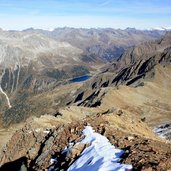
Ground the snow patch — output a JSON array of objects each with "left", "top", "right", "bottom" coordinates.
[
  {"left": 35, "top": 128, "right": 41, "bottom": 133},
  {"left": 68, "top": 126, "right": 132, "bottom": 171},
  {"left": 154, "top": 123, "right": 171, "bottom": 139},
  {"left": 0, "top": 69, "right": 12, "bottom": 109},
  {"left": 50, "top": 158, "right": 57, "bottom": 165},
  {"left": 43, "top": 130, "right": 50, "bottom": 134}
]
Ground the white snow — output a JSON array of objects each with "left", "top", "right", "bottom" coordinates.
[
  {"left": 0, "top": 87, "right": 12, "bottom": 108},
  {"left": 0, "top": 67, "right": 12, "bottom": 109},
  {"left": 43, "top": 130, "right": 50, "bottom": 134},
  {"left": 154, "top": 123, "right": 171, "bottom": 139},
  {"left": 50, "top": 158, "right": 57, "bottom": 164},
  {"left": 67, "top": 126, "right": 132, "bottom": 171}
]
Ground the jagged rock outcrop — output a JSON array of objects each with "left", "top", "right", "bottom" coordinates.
[{"left": 0, "top": 114, "right": 85, "bottom": 170}]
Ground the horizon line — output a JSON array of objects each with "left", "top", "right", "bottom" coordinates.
[{"left": 1, "top": 26, "right": 171, "bottom": 32}]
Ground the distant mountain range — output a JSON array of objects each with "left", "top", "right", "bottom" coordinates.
[
  {"left": 0, "top": 27, "right": 168, "bottom": 126},
  {"left": 22, "top": 27, "right": 167, "bottom": 61}
]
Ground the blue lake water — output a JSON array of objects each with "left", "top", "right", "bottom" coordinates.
[{"left": 70, "top": 75, "right": 91, "bottom": 83}]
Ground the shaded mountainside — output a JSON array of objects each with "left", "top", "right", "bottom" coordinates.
[
  {"left": 71, "top": 32, "right": 171, "bottom": 106},
  {"left": 23, "top": 27, "right": 166, "bottom": 62}
]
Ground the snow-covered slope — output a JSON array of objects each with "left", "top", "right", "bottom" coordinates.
[{"left": 68, "top": 126, "right": 132, "bottom": 171}]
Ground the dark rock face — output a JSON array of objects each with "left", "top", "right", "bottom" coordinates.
[
  {"left": 0, "top": 117, "right": 85, "bottom": 171},
  {"left": 0, "top": 157, "right": 27, "bottom": 171}
]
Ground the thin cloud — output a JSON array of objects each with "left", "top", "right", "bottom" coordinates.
[{"left": 99, "top": 0, "right": 112, "bottom": 7}]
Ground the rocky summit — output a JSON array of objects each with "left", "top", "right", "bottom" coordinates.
[{"left": 0, "top": 29, "right": 171, "bottom": 171}]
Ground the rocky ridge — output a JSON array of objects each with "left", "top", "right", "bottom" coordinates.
[{"left": 0, "top": 107, "right": 171, "bottom": 171}]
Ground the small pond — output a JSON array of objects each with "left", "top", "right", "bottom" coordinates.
[{"left": 70, "top": 75, "right": 91, "bottom": 83}]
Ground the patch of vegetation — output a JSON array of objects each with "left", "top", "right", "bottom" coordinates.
[
  {"left": 46, "top": 66, "right": 89, "bottom": 81},
  {"left": 2, "top": 90, "right": 32, "bottom": 127},
  {"left": 46, "top": 69, "right": 68, "bottom": 81},
  {"left": 1, "top": 68, "right": 10, "bottom": 90},
  {"left": 13, "top": 90, "right": 30, "bottom": 104},
  {"left": 2, "top": 93, "right": 52, "bottom": 127},
  {"left": 70, "top": 66, "right": 90, "bottom": 78},
  {"left": 3, "top": 102, "right": 31, "bottom": 127},
  {"left": 1, "top": 65, "right": 90, "bottom": 127},
  {"left": 22, "top": 75, "right": 33, "bottom": 89},
  {"left": 81, "top": 53, "right": 98, "bottom": 62}
]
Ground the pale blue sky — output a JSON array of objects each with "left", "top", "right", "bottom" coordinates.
[{"left": 0, "top": 0, "right": 171, "bottom": 30}]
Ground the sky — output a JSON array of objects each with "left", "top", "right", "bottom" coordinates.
[{"left": 0, "top": 0, "right": 171, "bottom": 30}]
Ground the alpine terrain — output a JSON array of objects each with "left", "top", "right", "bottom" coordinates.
[{"left": 0, "top": 28, "right": 171, "bottom": 171}]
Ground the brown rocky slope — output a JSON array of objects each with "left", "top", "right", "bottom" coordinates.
[{"left": 0, "top": 105, "right": 170, "bottom": 170}]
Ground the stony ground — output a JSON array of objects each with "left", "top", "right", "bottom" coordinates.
[{"left": 0, "top": 108, "right": 170, "bottom": 171}]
